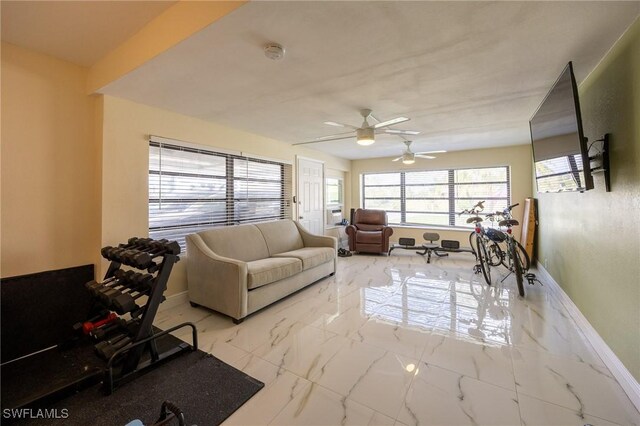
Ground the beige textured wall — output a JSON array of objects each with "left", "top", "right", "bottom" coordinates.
[
  {"left": 101, "top": 95, "right": 350, "bottom": 295},
  {"left": 536, "top": 18, "right": 640, "bottom": 380},
  {"left": 1, "top": 43, "right": 101, "bottom": 277},
  {"left": 351, "top": 144, "right": 533, "bottom": 246}
]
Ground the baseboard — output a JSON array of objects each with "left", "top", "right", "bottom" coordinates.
[
  {"left": 535, "top": 262, "right": 640, "bottom": 411},
  {"left": 158, "top": 290, "right": 189, "bottom": 312}
]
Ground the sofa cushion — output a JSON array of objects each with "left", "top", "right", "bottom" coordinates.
[
  {"left": 246, "top": 257, "right": 302, "bottom": 290},
  {"left": 255, "top": 220, "right": 304, "bottom": 256},
  {"left": 356, "top": 230, "right": 383, "bottom": 244},
  {"left": 272, "top": 247, "right": 335, "bottom": 271},
  {"left": 196, "top": 224, "right": 269, "bottom": 262}
]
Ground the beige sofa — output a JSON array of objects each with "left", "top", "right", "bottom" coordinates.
[{"left": 185, "top": 220, "right": 337, "bottom": 323}]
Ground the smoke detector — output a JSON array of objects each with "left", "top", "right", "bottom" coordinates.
[{"left": 264, "top": 43, "right": 285, "bottom": 60}]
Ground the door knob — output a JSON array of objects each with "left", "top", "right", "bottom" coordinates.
[{"left": 299, "top": 216, "right": 304, "bottom": 219}]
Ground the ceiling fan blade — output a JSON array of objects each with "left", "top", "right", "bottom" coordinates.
[
  {"left": 415, "top": 154, "right": 436, "bottom": 159},
  {"left": 314, "top": 131, "right": 354, "bottom": 141},
  {"left": 384, "top": 129, "right": 421, "bottom": 135},
  {"left": 292, "top": 135, "right": 355, "bottom": 145},
  {"left": 392, "top": 157, "right": 403, "bottom": 162},
  {"left": 415, "top": 150, "right": 447, "bottom": 155},
  {"left": 373, "top": 117, "right": 410, "bottom": 129},
  {"left": 324, "top": 121, "right": 358, "bottom": 129}
]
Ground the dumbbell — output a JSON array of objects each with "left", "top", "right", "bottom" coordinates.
[
  {"left": 86, "top": 270, "right": 133, "bottom": 296},
  {"left": 72, "top": 309, "right": 109, "bottom": 334},
  {"left": 91, "top": 271, "right": 137, "bottom": 301},
  {"left": 127, "top": 241, "right": 180, "bottom": 268},
  {"left": 89, "top": 318, "right": 128, "bottom": 340},
  {"left": 111, "top": 286, "right": 152, "bottom": 315},
  {"left": 96, "top": 336, "right": 132, "bottom": 360},
  {"left": 81, "top": 312, "right": 118, "bottom": 335}
]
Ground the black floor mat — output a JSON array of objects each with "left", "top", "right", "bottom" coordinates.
[{"left": 12, "top": 351, "right": 264, "bottom": 426}]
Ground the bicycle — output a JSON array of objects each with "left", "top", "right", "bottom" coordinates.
[
  {"left": 459, "top": 201, "right": 493, "bottom": 286},
  {"left": 495, "top": 203, "right": 531, "bottom": 297}
]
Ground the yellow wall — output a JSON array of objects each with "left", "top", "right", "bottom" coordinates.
[
  {"left": 1, "top": 42, "right": 101, "bottom": 277},
  {"left": 536, "top": 18, "right": 640, "bottom": 380},
  {"left": 350, "top": 144, "right": 533, "bottom": 246},
  {"left": 101, "top": 95, "right": 350, "bottom": 295}
]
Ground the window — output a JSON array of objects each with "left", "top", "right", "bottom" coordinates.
[
  {"left": 325, "top": 176, "right": 344, "bottom": 227},
  {"left": 149, "top": 140, "right": 292, "bottom": 249},
  {"left": 362, "top": 166, "right": 510, "bottom": 228}
]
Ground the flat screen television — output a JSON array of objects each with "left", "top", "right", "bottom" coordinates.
[{"left": 530, "top": 62, "right": 593, "bottom": 193}]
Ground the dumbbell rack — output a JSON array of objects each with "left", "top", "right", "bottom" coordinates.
[{"left": 94, "top": 238, "right": 198, "bottom": 394}]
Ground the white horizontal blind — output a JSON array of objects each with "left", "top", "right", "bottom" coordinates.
[
  {"left": 363, "top": 166, "right": 510, "bottom": 228},
  {"left": 149, "top": 141, "right": 292, "bottom": 250},
  {"left": 534, "top": 155, "right": 585, "bottom": 192}
]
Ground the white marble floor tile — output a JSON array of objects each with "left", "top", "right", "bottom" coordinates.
[
  {"left": 154, "top": 303, "right": 211, "bottom": 330},
  {"left": 397, "top": 362, "right": 521, "bottom": 426},
  {"left": 508, "top": 299, "right": 603, "bottom": 366},
  {"left": 270, "top": 383, "right": 379, "bottom": 426},
  {"left": 220, "top": 310, "right": 302, "bottom": 353},
  {"left": 307, "top": 303, "right": 371, "bottom": 337},
  {"left": 369, "top": 411, "right": 395, "bottom": 426},
  {"left": 421, "top": 333, "right": 515, "bottom": 391},
  {"left": 226, "top": 353, "right": 282, "bottom": 387},
  {"left": 223, "top": 368, "right": 312, "bottom": 426},
  {"left": 161, "top": 255, "right": 638, "bottom": 426},
  {"left": 518, "top": 394, "right": 621, "bottom": 426},
  {"left": 351, "top": 317, "right": 430, "bottom": 359},
  {"left": 253, "top": 323, "right": 347, "bottom": 381},
  {"left": 511, "top": 347, "right": 640, "bottom": 425},
  {"left": 315, "top": 339, "right": 417, "bottom": 418}
]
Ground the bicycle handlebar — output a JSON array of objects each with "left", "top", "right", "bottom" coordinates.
[{"left": 457, "top": 200, "right": 485, "bottom": 216}]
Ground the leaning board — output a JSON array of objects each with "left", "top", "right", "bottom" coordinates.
[{"left": 520, "top": 198, "right": 537, "bottom": 261}]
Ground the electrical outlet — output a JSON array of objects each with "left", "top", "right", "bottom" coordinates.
[{"left": 544, "top": 258, "right": 548, "bottom": 268}]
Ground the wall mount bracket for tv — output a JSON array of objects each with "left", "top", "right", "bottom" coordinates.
[{"left": 587, "top": 133, "right": 611, "bottom": 192}]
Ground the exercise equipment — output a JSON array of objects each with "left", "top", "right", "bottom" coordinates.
[
  {"left": 81, "top": 312, "right": 118, "bottom": 335},
  {"left": 94, "top": 237, "right": 197, "bottom": 394},
  {"left": 388, "top": 232, "right": 475, "bottom": 263}
]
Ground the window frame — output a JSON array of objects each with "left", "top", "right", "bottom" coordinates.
[
  {"left": 362, "top": 166, "right": 511, "bottom": 229},
  {"left": 149, "top": 140, "right": 291, "bottom": 248}
]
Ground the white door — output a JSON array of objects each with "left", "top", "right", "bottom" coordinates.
[{"left": 296, "top": 157, "right": 324, "bottom": 235}]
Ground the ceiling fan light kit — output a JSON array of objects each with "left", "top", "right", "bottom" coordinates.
[
  {"left": 392, "top": 141, "right": 447, "bottom": 163},
  {"left": 356, "top": 127, "right": 375, "bottom": 145},
  {"left": 402, "top": 153, "right": 415, "bottom": 165}
]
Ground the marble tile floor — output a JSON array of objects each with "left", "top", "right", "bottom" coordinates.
[{"left": 155, "top": 251, "right": 640, "bottom": 426}]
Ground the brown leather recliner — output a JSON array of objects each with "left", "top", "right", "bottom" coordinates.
[{"left": 346, "top": 209, "right": 394, "bottom": 254}]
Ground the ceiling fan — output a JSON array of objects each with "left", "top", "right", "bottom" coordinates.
[
  {"left": 393, "top": 141, "right": 446, "bottom": 164},
  {"left": 293, "top": 108, "right": 420, "bottom": 146}
]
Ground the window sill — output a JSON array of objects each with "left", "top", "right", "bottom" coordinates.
[{"left": 389, "top": 224, "right": 473, "bottom": 233}]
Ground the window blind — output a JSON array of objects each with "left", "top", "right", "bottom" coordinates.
[
  {"left": 363, "top": 166, "right": 510, "bottom": 228},
  {"left": 149, "top": 140, "right": 292, "bottom": 250}
]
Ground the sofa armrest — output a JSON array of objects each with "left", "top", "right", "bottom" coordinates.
[
  {"left": 294, "top": 221, "right": 337, "bottom": 250},
  {"left": 185, "top": 234, "right": 249, "bottom": 320}
]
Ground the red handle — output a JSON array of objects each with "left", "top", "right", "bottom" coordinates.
[{"left": 82, "top": 312, "right": 117, "bottom": 334}]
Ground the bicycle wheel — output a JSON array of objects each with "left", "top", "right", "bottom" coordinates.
[
  {"left": 514, "top": 240, "right": 531, "bottom": 272},
  {"left": 468, "top": 231, "right": 477, "bottom": 260},
  {"left": 511, "top": 242, "right": 525, "bottom": 297},
  {"left": 486, "top": 241, "right": 503, "bottom": 267},
  {"left": 476, "top": 235, "right": 492, "bottom": 285}
]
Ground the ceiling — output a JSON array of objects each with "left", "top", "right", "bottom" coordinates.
[
  {"left": 4, "top": 2, "right": 638, "bottom": 160},
  {"left": 1, "top": 1, "right": 176, "bottom": 67}
]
